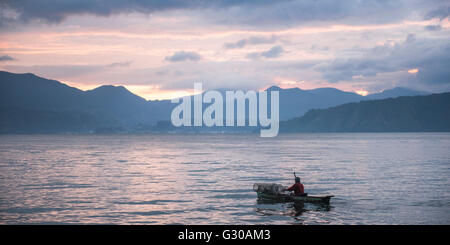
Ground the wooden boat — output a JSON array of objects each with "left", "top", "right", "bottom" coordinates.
[
  {"left": 253, "top": 183, "right": 333, "bottom": 204},
  {"left": 256, "top": 192, "right": 333, "bottom": 204}
]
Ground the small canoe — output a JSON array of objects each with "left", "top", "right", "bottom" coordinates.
[{"left": 257, "top": 192, "right": 334, "bottom": 204}]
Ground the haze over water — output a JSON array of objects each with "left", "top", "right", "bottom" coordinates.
[{"left": 0, "top": 133, "right": 449, "bottom": 224}]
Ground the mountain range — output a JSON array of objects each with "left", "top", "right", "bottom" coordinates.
[{"left": 0, "top": 70, "right": 434, "bottom": 133}]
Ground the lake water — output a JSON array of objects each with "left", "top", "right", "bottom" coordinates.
[{"left": 0, "top": 133, "right": 449, "bottom": 225}]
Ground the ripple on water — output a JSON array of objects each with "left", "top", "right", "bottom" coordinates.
[{"left": 0, "top": 133, "right": 449, "bottom": 224}]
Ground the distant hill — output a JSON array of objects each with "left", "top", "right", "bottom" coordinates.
[
  {"left": 265, "top": 86, "right": 429, "bottom": 120},
  {"left": 280, "top": 93, "right": 450, "bottom": 132},
  {"left": 364, "top": 87, "right": 428, "bottom": 100},
  {"left": 0, "top": 70, "right": 433, "bottom": 133},
  {"left": 84, "top": 85, "right": 155, "bottom": 125},
  {"left": 0, "top": 71, "right": 158, "bottom": 133},
  {"left": 266, "top": 86, "right": 362, "bottom": 120},
  {"left": 0, "top": 72, "right": 85, "bottom": 111}
]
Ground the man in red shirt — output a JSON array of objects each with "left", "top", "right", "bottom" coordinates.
[{"left": 285, "top": 177, "right": 306, "bottom": 196}]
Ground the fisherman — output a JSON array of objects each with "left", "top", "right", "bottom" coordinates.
[{"left": 285, "top": 176, "right": 306, "bottom": 196}]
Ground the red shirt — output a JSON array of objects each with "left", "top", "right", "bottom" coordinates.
[{"left": 287, "top": 183, "right": 304, "bottom": 196}]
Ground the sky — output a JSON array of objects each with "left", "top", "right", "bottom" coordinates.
[{"left": 0, "top": 0, "right": 449, "bottom": 100}]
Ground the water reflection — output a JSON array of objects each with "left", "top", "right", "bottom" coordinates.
[
  {"left": 0, "top": 133, "right": 449, "bottom": 224},
  {"left": 256, "top": 197, "right": 332, "bottom": 221}
]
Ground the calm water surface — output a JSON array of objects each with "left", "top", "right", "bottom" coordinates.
[{"left": 0, "top": 133, "right": 449, "bottom": 224}]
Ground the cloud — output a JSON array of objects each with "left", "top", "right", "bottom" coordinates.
[
  {"left": 0, "top": 55, "right": 15, "bottom": 61},
  {"left": 205, "top": 0, "right": 429, "bottom": 28},
  {"left": 310, "top": 45, "right": 330, "bottom": 51},
  {"left": 316, "top": 35, "right": 450, "bottom": 86},
  {"left": 0, "top": 0, "right": 287, "bottom": 24},
  {"left": 107, "top": 61, "right": 132, "bottom": 68},
  {"left": 0, "top": 0, "right": 194, "bottom": 24},
  {"left": 424, "top": 6, "right": 450, "bottom": 20},
  {"left": 261, "top": 46, "right": 285, "bottom": 58},
  {"left": 1, "top": 0, "right": 447, "bottom": 28},
  {"left": 424, "top": 25, "right": 442, "bottom": 31},
  {"left": 405, "top": 33, "right": 416, "bottom": 43},
  {"left": 246, "top": 45, "right": 285, "bottom": 60},
  {"left": 1, "top": 1, "right": 449, "bottom": 95},
  {"left": 164, "top": 51, "right": 202, "bottom": 62},
  {"left": 224, "top": 35, "right": 278, "bottom": 49}
]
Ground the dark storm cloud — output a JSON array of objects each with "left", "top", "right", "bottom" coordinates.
[
  {"left": 0, "top": 55, "right": 15, "bottom": 61},
  {"left": 1, "top": 0, "right": 446, "bottom": 27},
  {"left": 316, "top": 35, "right": 450, "bottom": 86},
  {"left": 224, "top": 35, "right": 278, "bottom": 49},
  {"left": 246, "top": 45, "right": 285, "bottom": 60},
  {"left": 165, "top": 51, "right": 202, "bottom": 62}
]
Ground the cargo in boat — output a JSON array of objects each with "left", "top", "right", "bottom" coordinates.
[{"left": 253, "top": 183, "right": 333, "bottom": 204}]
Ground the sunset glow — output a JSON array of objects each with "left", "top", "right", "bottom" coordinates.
[
  {"left": 0, "top": 1, "right": 449, "bottom": 98},
  {"left": 355, "top": 90, "right": 369, "bottom": 96}
]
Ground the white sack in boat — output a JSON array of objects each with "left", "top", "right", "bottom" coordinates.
[{"left": 253, "top": 183, "right": 285, "bottom": 195}]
